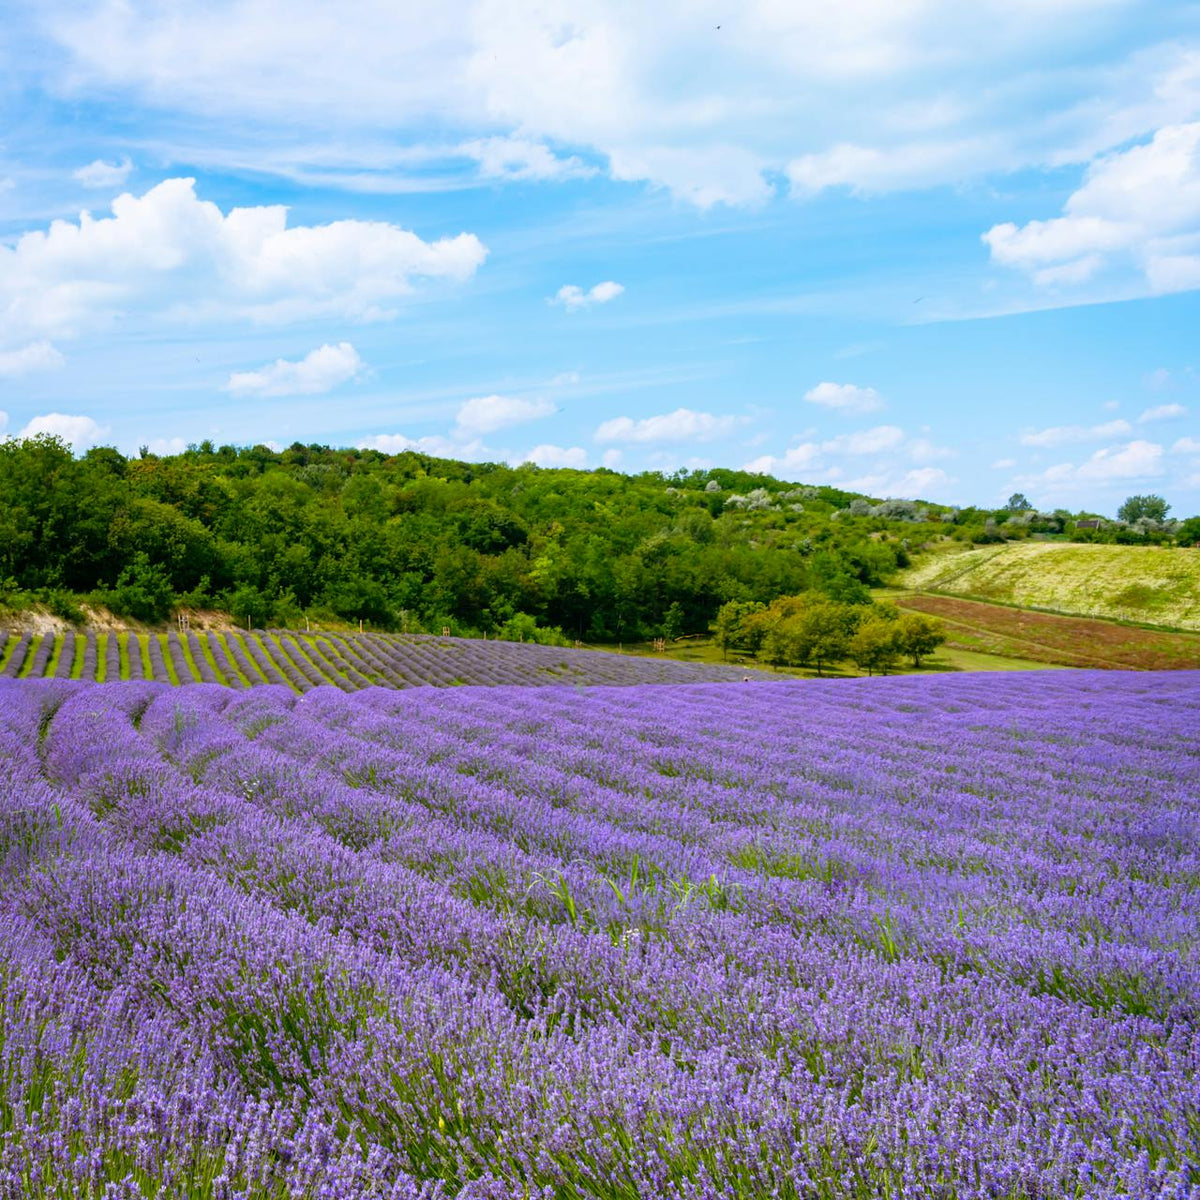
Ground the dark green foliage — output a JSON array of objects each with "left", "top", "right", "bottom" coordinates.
[
  {"left": 1176, "top": 516, "right": 1200, "bottom": 547},
  {"left": 1117, "top": 494, "right": 1170, "bottom": 523},
  {"left": 106, "top": 553, "right": 176, "bottom": 623}
]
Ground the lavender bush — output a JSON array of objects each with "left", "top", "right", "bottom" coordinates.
[{"left": 0, "top": 669, "right": 1196, "bottom": 1197}]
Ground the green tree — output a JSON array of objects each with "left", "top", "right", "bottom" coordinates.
[
  {"left": 661, "top": 601, "right": 685, "bottom": 640},
  {"left": 1176, "top": 516, "right": 1200, "bottom": 547},
  {"left": 849, "top": 617, "right": 899, "bottom": 676},
  {"left": 712, "top": 600, "right": 765, "bottom": 658},
  {"left": 1005, "top": 492, "right": 1031, "bottom": 512},
  {"left": 107, "top": 552, "right": 175, "bottom": 623},
  {"left": 893, "top": 612, "right": 946, "bottom": 667},
  {"left": 1118, "top": 494, "right": 1170, "bottom": 523}
]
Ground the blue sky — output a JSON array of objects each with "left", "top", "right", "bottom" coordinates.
[{"left": 2, "top": 1, "right": 1199, "bottom": 515}]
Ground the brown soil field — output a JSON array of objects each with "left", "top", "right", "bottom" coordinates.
[{"left": 895, "top": 593, "right": 1200, "bottom": 671}]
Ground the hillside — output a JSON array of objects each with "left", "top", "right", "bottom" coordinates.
[
  {"left": 893, "top": 593, "right": 1200, "bottom": 669},
  {"left": 898, "top": 542, "right": 1200, "bottom": 630}
]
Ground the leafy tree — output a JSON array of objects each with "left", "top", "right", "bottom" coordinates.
[
  {"left": 1005, "top": 492, "right": 1031, "bottom": 512},
  {"left": 661, "top": 601, "right": 686, "bottom": 640},
  {"left": 713, "top": 600, "right": 765, "bottom": 658},
  {"left": 1176, "top": 516, "right": 1200, "bottom": 547},
  {"left": 107, "top": 553, "right": 175, "bottom": 623},
  {"left": 1118, "top": 494, "right": 1170, "bottom": 523},
  {"left": 893, "top": 613, "right": 946, "bottom": 667},
  {"left": 849, "top": 617, "right": 899, "bottom": 676}
]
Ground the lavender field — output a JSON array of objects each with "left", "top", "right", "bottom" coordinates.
[
  {"left": 0, "top": 629, "right": 765, "bottom": 690},
  {"left": 0, "top": 670, "right": 1197, "bottom": 1198}
]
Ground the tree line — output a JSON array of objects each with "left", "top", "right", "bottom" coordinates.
[
  {"left": 714, "top": 596, "right": 945, "bottom": 675},
  {"left": 0, "top": 436, "right": 916, "bottom": 639}
]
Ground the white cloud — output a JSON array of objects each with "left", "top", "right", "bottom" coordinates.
[
  {"left": 594, "top": 408, "right": 739, "bottom": 444},
  {"left": 1138, "top": 402, "right": 1188, "bottom": 423},
  {"left": 0, "top": 411, "right": 7, "bottom": 433},
  {"left": 552, "top": 281, "right": 625, "bottom": 311},
  {"left": 1144, "top": 367, "right": 1172, "bottom": 390},
  {"left": 357, "top": 432, "right": 484, "bottom": 458},
  {"left": 147, "top": 436, "right": 188, "bottom": 456},
  {"left": 225, "top": 342, "right": 363, "bottom": 397},
  {"left": 1172, "top": 436, "right": 1200, "bottom": 454},
  {"left": 744, "top": 443, "right": 821, "bottom": 475},
  {"left": 46, "top": 0, "right": 1184, "bottom": 207},
  {"left": 517, "top": 444, "right": 587, "bottom": 468},
  {"left": 1031, "top": 439, "right": 1165, "bottom": 486},
  {"left": 0, "top": 341, "right": 66, "bottom": 378},
  {"left": 0, "top": 178, "right": 487, "bottom": 345},
  {"left": 73, "top": 157, "right": 133, "bottom": 189},
  {"left": 803, "top": 381, "right": 884, "bottom": 414},
  {"left": 461, "top": 136, "right": 595, "bottom": 181},
  {"left": 991, "top": 458, "right": 1017, "bottom": 469},
  {"left": 17, "top": 412, "right": 108, "bottom": 450},
  {"left": 455, "top": 394, "right": 555, "bottom": 435},
  {"left": 823, "top": 425, "right": 907, "bottom": 455},
  {"left": 743, "top": 425, "right": 952, "bottom": 490},
  {"left": 601, "top": 448, "right": 623, "bottom": 469},
  {"left": 984, "top": 123, "right": 1200, "bottom": 297},
  {"left": 1019, "top": 419, "right": 1132, "bottom": 447}
]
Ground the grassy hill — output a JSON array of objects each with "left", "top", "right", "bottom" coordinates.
[
  {"left": 893, "top": 593, "right": 1200, "bottom": 670},
  {"left": 898, "top": 542, "right": 1200, "bottom": 630}
]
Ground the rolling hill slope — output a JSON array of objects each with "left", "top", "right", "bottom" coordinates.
[{"left": 900, "top": 542, "right": 1200, "bottom": 630}]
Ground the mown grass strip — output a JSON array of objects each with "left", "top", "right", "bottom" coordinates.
[
  {"left": 68, "top": 633, "right": 87, "bottom": 679},
  {"left": 95, "top": 633, "right": 108, "bottom": 682},
  {"left": 155, "top": 634, "right": 181, "bottom": 685},
  {"left": 17, "top": 634, "right": 44, "bottom": 679},
  {"left": 0, "top": 634, "right": 15, "bottom": 674}
]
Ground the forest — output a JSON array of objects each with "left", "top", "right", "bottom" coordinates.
[{"left": 0, "top": 435, "right": 1193, "bottom": 640}]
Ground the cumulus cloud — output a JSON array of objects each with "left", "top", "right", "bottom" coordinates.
[
  {"left": 803, "top": 381, "right": 884, "bottom": 414},
  {"left": 983, "top": 123, "right": 1200, "bottom": 297},
  {"left": 552, "top": 281, "right": 624, "bottom": 311},
  {"left": 1019, "top": 419, "right": 1132, "bottom": 447},
  {"left": 73, "top": 157, "right": 133, "bottom": 188},
  {"left": 1172, "top": 436, "right": 1200, "bottom": 454},
  {"left": 739, "top": 427, "right": 955, "bottom": 496},
  {"left": 225, "top": 342, "right": 363, "bottom": 397},
  {"left": 516, "top": 444, "right": 587, "bottom": 468},
  {"left": 743, "top": 425, "right": 954, "bottom": 493},
  {"left": 1138, "top": 402, "right": 1188, "bottom": 423},
  {"left": 823, "top": 425, "right": 906, "bottom": 456},
  {"left": 1030, "top": 439, "right": 1165, "bottom": 486},
  {"left": 17, "top": 412, "right": 109, "bottom": 450},
  {"left": 594, "top": 408, "right": 739, "bottom": 444},
  {"left": 0, "top": 178, "right": 487, "bottom": 346},
  {"left": 357, "top": 432, "right": 484, "bottom": 458},
  {"left": 600, "top": 448, "right": 623, "bottom": 469},
  {"left": 0, "top": 341, "right": 66, "bottom": 378},
  {"left": 455, "top": 394, "right": 555, "bottom": 435}
]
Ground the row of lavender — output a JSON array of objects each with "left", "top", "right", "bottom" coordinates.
[
  {"left": 0, "top": 629, "right": 764, "bottom": 691},
  {"left": 0, "top": 671, "right": 1196, "bottom": 1197}
]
